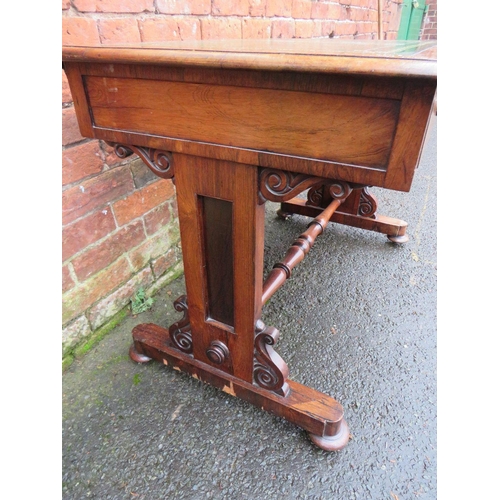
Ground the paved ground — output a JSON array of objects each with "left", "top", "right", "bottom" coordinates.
[{"left": 62, "top": 118, "right": 437, "bottom": 500}]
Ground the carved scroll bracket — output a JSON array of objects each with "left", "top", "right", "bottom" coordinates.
[
  {"left": 358, "top": 187, "right": 378, "bottom": 218},
  {"left": 107, "top": 142, "right": 174, "bottom": 180},
  {"left": 258, "top": 168, "right": 362, "bottom": 206},
  {"left": 258, "top": 168, "right": 329, "bottom": 204},
  {"left": 253, "top": 320, "right": 290, "bottom": 397},
  {"left": 307, "top": 183, "right": 377, "bottom": 218},
  {"left": 169, "top": 295, "right": 193, "bottom": 354}
]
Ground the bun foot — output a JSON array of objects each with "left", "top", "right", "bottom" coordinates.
[
  {"left": 387, "top": 233, "right": 409, "bottom": 244},
  {"left": 308, "top": 418, "right": 350, "bottom": 451},
  {"left": 277, "top": 209, "right": 293, "bottom": 220},
  {"left": 129, "top": 343, "right": 152, "bottom": 363}
]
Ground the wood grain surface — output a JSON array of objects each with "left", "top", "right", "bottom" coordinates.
[{"left": 86, "top": 75, "right": 400, "bottom": 168}]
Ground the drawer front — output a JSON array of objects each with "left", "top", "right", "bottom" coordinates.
[{"left": 85, "top": 76, "right": 400, "bottom": 170}]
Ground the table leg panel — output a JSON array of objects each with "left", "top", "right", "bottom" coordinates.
[{"left": 174, "top": 154, "right": 264, "bottom": 382}]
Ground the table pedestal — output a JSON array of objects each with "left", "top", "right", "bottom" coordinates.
[{"left": 116, "top": 145, "right": 409, "bottom": 450}]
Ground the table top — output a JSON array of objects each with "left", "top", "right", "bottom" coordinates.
[{"left": 62, "top": 39, "right": 437, "bottom": 79}]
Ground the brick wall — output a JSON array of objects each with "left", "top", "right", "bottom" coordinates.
[
  {"left": 62, "top": 70, "right": 182, "bottom": 356},
  {"left": 421, "top": 0, "right": 437, "bottom": 40},
  {"left": 62, "top": 0, "right": 404, "bottom": 358}
]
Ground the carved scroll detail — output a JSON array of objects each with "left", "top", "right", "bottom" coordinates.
[
  {"left": 306, "top": 183, "right": 325, "bottom": 207},
  {"left": 253, "top": 320, "right": 290, "bottom": 397},
  {"left": 259, "top": 169, "right": 327, "bottom": 204},
  {"left": 358, "top": 187, "right": 378, "bottom": 218},
  {"left": 108, "top": 142, "right": 174, "bottom": 180},
  {"left": 168, "top": 295, "right": 192, "bottom": 354}
]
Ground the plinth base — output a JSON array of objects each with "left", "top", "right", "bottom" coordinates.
[{"left": 130, "top": 322, "right": 349, "bottom": 451}]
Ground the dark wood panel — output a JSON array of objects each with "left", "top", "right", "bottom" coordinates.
[{"left": 201, "top": 196, "right": 234, "bottom": 327}]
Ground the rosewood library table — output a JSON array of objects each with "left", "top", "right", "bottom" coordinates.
[{"left": 63, "top": 39, "right": 437, "bottom": 451}]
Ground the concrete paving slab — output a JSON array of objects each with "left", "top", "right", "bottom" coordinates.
[{"left": 63, "top": 118, "right": 437, "bottom": 500}]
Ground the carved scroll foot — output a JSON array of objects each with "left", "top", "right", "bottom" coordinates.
[{"left": 308, "top": 417, "right": 350, "bottom": 451}]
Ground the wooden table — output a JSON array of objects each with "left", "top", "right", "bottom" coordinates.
[{"left": 63, "top": 39, "right": 437, "bottom": 451}]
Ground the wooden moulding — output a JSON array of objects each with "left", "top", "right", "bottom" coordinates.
[
  {"left": 62, "top": 39, "right": 437, "bottom": 79},
  {"left": 130, "top": 323, "right": 350, "bottom": 451}
]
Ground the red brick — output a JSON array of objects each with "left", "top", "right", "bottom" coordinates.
[
  {"left": 128, "top": 228, "right": 173, "bottom": 271},
  {"left": 272, "top": 20, "right": 295, "bottom": 38},
  {"left": 177, "top": 18, "right": 202, "bottom": 40},
  {"left": 356, "top": 21, "right": 373, "bottom": 34},
  {"left": 352, "top": 7, "right": 370, "bottom": 21},
  {"left": 249, "top": 0, "right": 266, "bottom": 16},
  {"left": 152, "top": 247, "right": 177, "bottom": 278},
  {"left": 157, "top": 0, "right": 210, "bottom": 15},
  {"left": 62, "top": 107, "right": 85, "bottom": 146},
  {"left": 62, "top": 17, "right": 100, "bottom": 46},
  {"left": 339, "top": 0, "right": 353, "bottom": 5},
  {"left": 112, "top": 179, "right": 175, "bottom": 226},
  {"left": 201, "top": 18, "right": 242, "bottom": 39},
  {"left": 62, "top": 265, "right": 75, "bottom": 293},
  {"left": 312, "top": 20, "right": 323, "bottom": 37},
  {"left": 63, "top": 141, "right": 104, "bottom": 186},
  {"left": 72, "top": 220, "right": 146, "bottom": 280},
  {"left": 63, "top": 206, "right": 117, "bottom": 261},
  {"left": 130, "top": 158, "right": 156, "bottom": 188},
  {"left": 139, "top": 17, "right": 182, "bottom": 42},
  {"left": 334, "top": 22, "right": 358, "bottom": 36},
  {"left": 311, "top": 2, "right": 328, "bottom": 19},
  {"left": 62, "top": 0, "right": 71, "bottom": 9},
  {"left": 339, "top": 5, "right": 350, "bottom": 20},
  {"left": 73, "top": 0, "right": 154, "bottom": 13},
  {"left": 88, "top": 267, "right": 154, "bottom": 329},
  {"left": 212, "top": 0, "right": 249, "bottom": 16},
  {"left": 143, "top": 201, "right": 172, "bottom": 235},
  {"left": 99, "top": 18, "right": 141, "bottom": 44},
  {"left": 266, "top": 0, "right": 292, "bottom": 17},
  {"left": 62, "top": 70, "right": 73, "bottom": 104},
  {"left": 101, "top": 141, "right": 130, "bottom": 167},
  {"left": 354, "top": 32, "right": 374, "bottom": 39},
  {"left": 171, "top": 198, "right": 178, "bottom": 218},
  {"left": 321, "top": 20, "right": 337, "bottom": 37},
  {"left": 139, "top": 17, "right": 202, "bottom": 42},
  {"left": 62, "top": 257, "right": 133, "bottom": 324},
  {"left": 294, "top": 19, "right": 314, "bottom": 37},
  {"left": 62, "top": 166, "right": 134, "bottom": 225},
  {"left": 62, "top": 316, "right": 91, "bottom": 352},
  {"left": 292, "top": 0, "right": 312, "bottom": 18},
  {"left": 242, "top": 18, "right": 272, "bottom": 38}
]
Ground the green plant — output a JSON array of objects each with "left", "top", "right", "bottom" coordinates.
[{"left": 130, "top": 287, "right": 154, "bottom": 315}]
